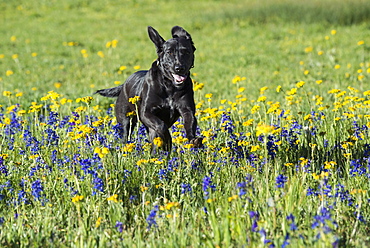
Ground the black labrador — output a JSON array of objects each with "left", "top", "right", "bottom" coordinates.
[{"left": 95, "top": 26, "right": 202, "bottom": 152}]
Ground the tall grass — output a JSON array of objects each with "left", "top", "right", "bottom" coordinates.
[{"left": 1, "top": 0, "right": 370, "bottom": 247}]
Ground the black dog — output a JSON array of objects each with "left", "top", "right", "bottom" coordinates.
[{"left": 95, "top": 26, "right": 202, "bottom": 152}]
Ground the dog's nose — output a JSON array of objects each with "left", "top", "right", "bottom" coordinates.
[{"left": 175, "top": 65, "right": 185, "bottom": 74}]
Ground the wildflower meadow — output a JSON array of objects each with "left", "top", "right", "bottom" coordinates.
[{"left": 1, "top": 0, "right": 370, "bottom": 247}]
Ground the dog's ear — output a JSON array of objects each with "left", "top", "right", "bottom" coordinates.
[
  {"left": 171, "top": 26, "right": 196, "bottom": 51},
  {"left": 148, "top": 26, "right": 165, "bottom": 54}
]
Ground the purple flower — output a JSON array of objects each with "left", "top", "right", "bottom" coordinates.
[
  {"left": 115, "top": 221, "right": 124, "bottom": 233},
  {"left": 146, "top": 205, "right": 159, "bottom": 229},
  {"left": 275, "top": 174, "right": 288, "bottom": 188},
  {"left": 31, "top": 179, "right": 44, "bottom": 201},
  {"left": 249, "top": 211, "right": 259, "bottom": 232},
  {"left": 181, "top": 183, "right": 192, "bottom": 194},
  {"left": 202, "top": 174, "right": 216, "bottom": 198}
]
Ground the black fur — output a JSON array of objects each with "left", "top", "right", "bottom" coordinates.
[{"left": 95, "top": 26, "right": 202, "bottom": 152}]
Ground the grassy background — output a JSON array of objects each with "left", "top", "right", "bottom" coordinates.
[
  {"left": 2, "top": 0, "right": 370, "bottom": 102},
  {"left": 1, "top": 0, "right": 370, "bottom": 247}
]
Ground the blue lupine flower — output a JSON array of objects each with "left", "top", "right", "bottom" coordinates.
[
  {"left": 47, "top": 111, "right": 59, "bottom": 126},
  {"left": 0, "top": 217, "right": 4, "bottom": 225},
  {"left": 202, "top": 174, "right": 216, "bottom": 198},
  {"left": 146, "top": 205, "right": 159, "bottom": 229},
  {"left": 115, "top": 221, "right": 124, "bottom": 233},
  {"left": 281, "top": 233, "right": 290, "bottom": 248},
  {"left": 181, "top": 183, "right": 192, "bottom": 194},
  {"left": 92, "top": 177, "right": 104, "bottom": 195},
  {"left": 31, "top": 179, "right": 46, "bottom": 204},
  {"left": 287, "top": 213, "right": 297, "bottom": 231},
  {"left": 17, "top": 190, "right": 30, "bottom": 205},
  {"left": 158, "top": 169, "right": 168, "bottom": 180},
  {"left": 249, "top": 211, "right": 259, "bottom": 232},
  {"left": 0, "top": 157, "right": 8, "bottom": 176},
  {"left": 129, "top": 195, "right": 137, "bottom": 203},
  {"left": 311, "top": 206, "right": 337, "bottom": 234},
  {"left": 275, "top": 174, "right": 288, "bottom": 188},
  {"left": 220, "top": 112, "right": 235, "bottom": 135}
]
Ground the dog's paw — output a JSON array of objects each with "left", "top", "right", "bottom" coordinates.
[{"left": 190, "top": 137, "right": 203, "bottom": 148}]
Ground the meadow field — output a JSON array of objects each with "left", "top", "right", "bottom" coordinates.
[{"left": 1, "top": 0, "right": 370, "bottom": 247}]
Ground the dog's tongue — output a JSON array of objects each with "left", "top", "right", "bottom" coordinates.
[{"left": 172, "top": 74, "right": 187, "bottom": 83}]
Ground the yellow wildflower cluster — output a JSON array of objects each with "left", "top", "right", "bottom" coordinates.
[
  {"left": 136, "top": 158, "right": 164, "bottom": 166},
  {"left": 72, "top": 195, "right": 84, "bottom": 203},
  {"left": 128, "top": 96, "right": 141, "bottom": 104},
  {"left": 107, "top": 194, "right": 119, "bottom": 203},
  {"left": 94, "top": 147, "right": 110, "bottom": 158}
]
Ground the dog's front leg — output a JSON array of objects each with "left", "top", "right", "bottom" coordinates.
[
  {"left": 140, "top": 112, "right": 172, "bottom": 152},
  {"left": 180, "top": 110, "right": 203, "bottom": 148}
]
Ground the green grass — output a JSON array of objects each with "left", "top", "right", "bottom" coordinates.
[{"left": 1, "top": 0, "right": 370, "bottom": 247}]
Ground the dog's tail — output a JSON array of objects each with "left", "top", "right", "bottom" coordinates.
[{"left": 94, "top": 85, "right": 123, "bottom": 98}]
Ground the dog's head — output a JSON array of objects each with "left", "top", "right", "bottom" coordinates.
[{"left": 148, "top": 26, "right": 196, "bottom": 88}]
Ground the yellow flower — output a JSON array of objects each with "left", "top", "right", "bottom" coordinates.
[
  {"left": 6, "top": 70, "right": 14, "bottom": 76},
  {"left": 123, "top": 143, "right": 136, "bottom": 153},
  {"left": 251, "top": 105, "right": 260, "bottom": 114},
  {"left": 94, "top": 147, "right": 109, "bottom": 158},
  {"left": 324, "top": 161, "right": 337, "bottom": 170},
  {"left": 111, "top": 39, "right": 118, "bottom": 48},
  {"left": 304, "top": 46, "right": 313, "bottom": 53},
  {"left": 205, "top": 93, "right": 213, "bottom": 99},
  {"left": 193, "top": 82, "right": 204, "bottom": 91},
  {"left": 334, "top": 64, "right": 341, "bottom": 69},
  {"left": 296, "top": 81, "right": 305, "bottom": 88},
  {"left": 357, "top": 40, "right": 365, "bottom": 46},
  {"left": 331, "top": 30, "right": 337, "bottom": 35},
  {"left": 287, "top": 88, "right": 297, "bottom": 95},
  {"left": 153, "top": 137, "right": 163, "bottom": 147},
  {"left": 238, "top": 87, "right": 246, "bottom": 93},
  {"left": 136, "top": 159, "right": 148, "bottom": 166},
  {"left": 97, "top": 51, "right": 104, "bottom": 58},
  {"left": 165, "top": 202, "right": 180, "bottom": 210},
  {"left": 242, "top": 119, "right": 254, "bottom": 126},
  {"left": 256, "top": 123, "right": 275, "bottom": 136},
  {"left": 107, "top": 194, "right": 119, "bottom": 203},
  {"left": 126, "top": 111, "right": 136, "bottom": 117},
  {"left": 257, "top": 96, "right": 266, "bottom": 102},
  {"left": 140, "top": 186, "right": 149, "bottom": 192},
  {"left": 3, "top": 91, "right": 12, "bottom": 97},
  {"left": 363, "top": 90, "right": 370, "bottom": 96},
  {"left": 134, "top": 65, "right": 141, "bottom": 70},
  {"left": 316, "top": 80, "right": 323, "bottom": 85},
  {"left": 183, "top": 143, "right": 194, "bottom": 149},
  {"left": 228, "top": 195, "right": 238, "bottom": 202},
  {"left": 318, "top": 51, "right": 324, "bottom": 56},
  {"left": 285, "top": 163, "right": 294, "bottom": 167},
  {"left": 259, "top": 86, "right": 268, "bottom": 95},
  {"left": 276, "top": 85, "right": 282, "bottom": 92},
  {"left": 128, "top": 96, "right": 140, "bottom": 104},
  {"left": 95, "top": 217, "right": 102, "bottom": 228},
  {"left": 72, "top": 195, "right": 84, "bottom": 203},
  {"left": 232, "top": 75, "right": 246, "bottom": 84},
  {"left": 250, "top": 145, "right": 260, "bottom": 152},
  {"left": 54, "top": 82, "right": 62, "bottom": 89}
]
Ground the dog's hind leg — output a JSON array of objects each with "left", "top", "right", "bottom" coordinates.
[{"left": 114, "top": 100, "right": 137, "bottom": 143}]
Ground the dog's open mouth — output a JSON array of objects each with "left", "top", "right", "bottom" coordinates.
[{"left": 172, "top": 74, "right": 187, "bottom": 85}]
